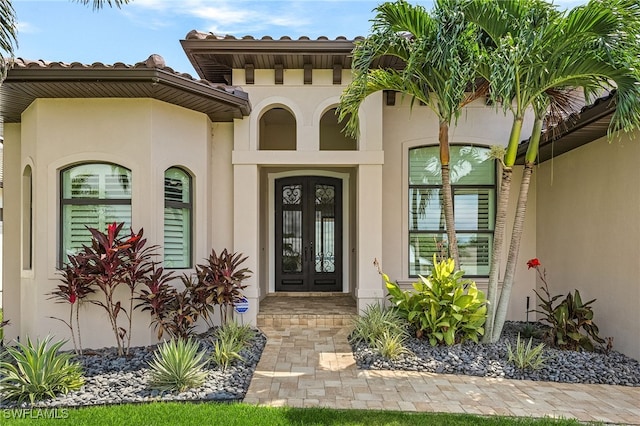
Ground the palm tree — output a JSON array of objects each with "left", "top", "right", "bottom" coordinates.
[
  {"left": 0, "top": 0, "right": 130, "bottom": 79},
  {"left": 464, "top": 0, "right": 640, "bottom": 342},
  {"left": 0, "top": 0, "right": 17, "bottom": 78},
  {"left": 338, "top": 0, "right": 486, "bottom": 269}
]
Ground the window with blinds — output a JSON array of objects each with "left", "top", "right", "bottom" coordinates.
[
  {"left": 60, "top": 163, "right": 132, "bottom": 265},
  {"left": 164, "top": 167, "right": 192, "bottom": 269},
  {"left": 408, "top": 145, "right": 495, "bottom": 276}
]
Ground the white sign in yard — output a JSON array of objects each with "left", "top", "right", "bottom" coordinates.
[{"left": 234, "top": 297, "right": 249, "bottom": 314}]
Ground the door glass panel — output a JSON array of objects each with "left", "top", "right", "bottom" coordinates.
[
  {"left": 315, "top": 184, "right": 336, "bottom": 273},
  {"left": 282, "top": 184, "right": 302, "bottom": 273}
]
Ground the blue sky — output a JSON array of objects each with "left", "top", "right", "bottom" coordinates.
[{"left": 13, "top": 0, "right": 585, "bottom": 78}]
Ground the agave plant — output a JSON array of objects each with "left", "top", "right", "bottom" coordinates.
[
  {"left": 0, "top": 336, "right": 84, "bottom": 403},
  {"left": 147, "top": 338, "right": 208, "bottom": 392}
]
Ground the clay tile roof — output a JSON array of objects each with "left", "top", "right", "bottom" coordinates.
[
  {"left": 181, "top": 31, "right": 373, "bottom": 84},
  {"left": 1, "top": 54, "right": 251, "bottom": 123}
]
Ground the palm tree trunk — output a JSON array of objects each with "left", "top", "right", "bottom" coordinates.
[
  {"left": 482, "top": 168, "right": 512, "bottom": 342},
  {"left": 491, "top": 162, "right": 534, "bottom": 340},
  {"left": 439, "top": 121, "right": 460, "bottom": 269},
  {"left": 483, "top": 116, "right": 523, "bottom": 343},
  {"left": 490, "top": 117, "right": 543, "bottom": 341}
]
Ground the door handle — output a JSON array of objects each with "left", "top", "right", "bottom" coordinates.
[{"left": 304, "top": 246, "right": 307, "bottom": 261}]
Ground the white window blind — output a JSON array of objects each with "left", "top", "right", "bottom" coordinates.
[
  {"left": 164, "top": 167, "right": 192, "bottom": 268},
  {"left": 60, "top": 164, "right": 131, "bottom": 263},
  {"left": 408, "top": 146, "right": 495, "bottom": 276}
]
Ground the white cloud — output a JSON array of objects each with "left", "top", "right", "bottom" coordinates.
[{"left": 16, "top": 21, "right": 38, "bottom": 35}]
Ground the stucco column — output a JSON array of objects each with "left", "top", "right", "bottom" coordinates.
[
  {"left": 356, "top": 164, "right": 385, "bottom": 312},
  {"left": 232, "top": 164, "right": 260, "bottom": 325}
]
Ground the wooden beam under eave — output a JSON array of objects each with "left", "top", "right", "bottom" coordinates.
[
  {"left": 245, "top": 64, "right": 255, "bottom": 84},
  {"left": 275, "top": 64, "right": 284, "bottom": 85},
  {"left": 304, "top": 63, "right": 312, "bottom": 84},
  {"left": 333, "top": 64, "right": 342, "bottom": 85}
]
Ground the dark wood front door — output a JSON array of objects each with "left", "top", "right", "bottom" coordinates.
[{"left": 275, "top": 176, "right": 342, "bottom": 292}]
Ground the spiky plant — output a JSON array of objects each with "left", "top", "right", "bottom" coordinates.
[
  {"left": 0, "top": 336, "right": 84, "bottom": 403},
  {"left": 147, "top": 338, "right": 208, "bottom": 393},
  {"left": 351, "top": 303, "right": 407, "bottom": 346}
]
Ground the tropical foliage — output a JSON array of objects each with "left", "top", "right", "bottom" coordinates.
[
  {"left": 338, "top": 0, "right": 488, "bottom": 267},
  {"left": 344, "top": 0, "right": 640, "bottom": 344},
  {"left": 0, "top": 336, "right": 84, "bottom": 403},
  {"left": 188, "top": 249, "right": 252, "bottom": 326},
  {"left": 385, "top": 256, "right": 487, "bottom": 346},
  {"left": 58, "top": 223, "right": 156, "bottom": 356},
  {"left": 461, "top": 0, "right": 640, "bottom": 343},
  {"left": 529, "top": 259, "right": 605, "bottom": 351}
]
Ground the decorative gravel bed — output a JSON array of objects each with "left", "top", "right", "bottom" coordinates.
[
  {"left": 0, "top": 328, "right": 266, "bottom": 409},
  {"left": 351, "top": 321, "right": 640, "bottom": 386}
]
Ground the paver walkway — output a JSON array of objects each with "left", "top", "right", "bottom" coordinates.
[{"left": 244, "top": 325, "right": 640, "bottom": 424}]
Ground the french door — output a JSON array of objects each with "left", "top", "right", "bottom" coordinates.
[{"left": 275, "top": 176, "right": 342, "bottom": 292}]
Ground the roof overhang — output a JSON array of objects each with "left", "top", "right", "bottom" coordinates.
[
  {"left": 180, "top": 31, "right": 404, "bottom": 84},
  {"left": 516, "top": 93, "right": 616, "bottom": 164},
  {"left": 1, "top": 55, "right": 251, "bottom": 124}
]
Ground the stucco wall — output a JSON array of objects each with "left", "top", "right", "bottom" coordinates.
[
  {"left": 536, "top": 132, "right": 640, "bottom": 359},
  {"left": 2, "top": 98, "right": 221, "bottom": 349}
]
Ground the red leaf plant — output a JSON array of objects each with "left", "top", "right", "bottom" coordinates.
[{"left": 58, "top": 222, "right": 158, "bottom": 356}]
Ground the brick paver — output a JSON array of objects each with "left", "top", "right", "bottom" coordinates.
[{"left": 245, "top": 325, "right": 640, "bottom": 424}]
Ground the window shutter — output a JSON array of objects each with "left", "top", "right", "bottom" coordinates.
[{"left": 164, "top": 169, "right": 191, "bottom": 268}]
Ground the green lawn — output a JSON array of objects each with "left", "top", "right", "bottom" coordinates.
[{"left": 0, "top": 402, "right": 585, "bottom": 425}]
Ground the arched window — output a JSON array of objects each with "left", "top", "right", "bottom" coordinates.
[
  {"left": 22, "top": 165, "right": 32, "bottom": 270},
  {"left": 259, "top": 107, "right": 296, "bottom": 150},
  {"left": 319, "top": 108, "right": 357, "bottom": 150},
  {"left": 408, "top": 145, "right": 495, "bottom": 277},
  {"left": 164, "top": 167, "right": 192, "bottom": 268},
  {"left": 60, "top": 163, "right": 131, "bottom": 264}
]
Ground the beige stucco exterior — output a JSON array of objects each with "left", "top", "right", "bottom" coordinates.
[
  {"left": 536, "top": 132, "right": 640, "bottom": 360},
  {"left": 1, "top": 62, "right": 575, "bottom": 358}
]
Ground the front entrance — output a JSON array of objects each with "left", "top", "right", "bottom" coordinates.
[{"left": 275, "top": 176, "right": 342, "bottom": 292}]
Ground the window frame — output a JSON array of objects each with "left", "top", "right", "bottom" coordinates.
[
  {"left": 59, "top": 162, "right": 132, "bottom": 266},
  {"left": 408, "top": 145, "right": 496, "bottom": 278},
  {"left": 163, "top": 166, "right": 193, "bottom": 269}
]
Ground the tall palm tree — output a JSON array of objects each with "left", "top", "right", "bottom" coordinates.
[
  {"left": 0, "top": 0, "right": 130, "bottom": 79},
  {"left": 338, "top": 0, "right": 486, "bottom": 269},
  {"left": 464, "top": 0, "right": 640, "bottom": 342}
]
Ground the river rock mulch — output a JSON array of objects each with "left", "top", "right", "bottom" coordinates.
[
  {"left": 351, "top": 321, "right": 640, "bottom": 386},
  {"left": 0, "top": 328, "right": 266, "bottom": 409}
]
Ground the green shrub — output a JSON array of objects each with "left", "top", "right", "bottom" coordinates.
[
  {"left": 0, "top": 336, "right": 84, "bottom": 403},
  {"left": 374, "top": 331, "right": 411, "bottom": 360},
  {"left": 215, "top": 321, "right": 255, "bottom": 349},
  {"left": 384, "top": 255, "right": 487, "bottom": 346},
  {"left": 351, "top": 303, "right": 407, "bottom": 346},
  {"left": 518, "top": 322, "right": 541, "bottom": 339},
  {"left": 148, "top": 338, "right": 208, "bottom": 392},
  {"left": 506, "top": 333, "right": 547, "bottom": 370}
]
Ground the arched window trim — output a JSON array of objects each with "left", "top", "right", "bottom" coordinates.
[
  {"left": 164, "top": 166, "right": 193, "bottom": 269},
  {"left": 59, "top": 162, "right": 132, "bottom": 266}
]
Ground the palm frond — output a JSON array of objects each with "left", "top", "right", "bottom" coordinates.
[{"left": 72, "top": 0, "right": 131, "bottom": 10}]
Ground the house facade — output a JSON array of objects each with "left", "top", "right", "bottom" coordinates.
[{"left": 1, "top": 33, "right": 637, "bottom": 360}]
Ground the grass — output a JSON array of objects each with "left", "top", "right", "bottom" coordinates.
[{"left": 0, "top": 402, "right": 585, "bottom": 425}]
